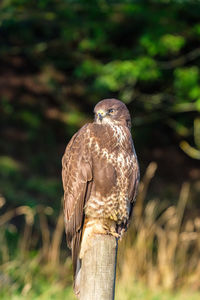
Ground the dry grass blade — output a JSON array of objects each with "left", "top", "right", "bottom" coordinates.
[
  {"left": 37, "top": 205, "right": 51, "bottom": 260},
  {"left": 119, "top": 165, "right": 199, "bottom": 291},
  {"left": 176, "top": 182, "right": 190, "bottom": 233},
  {"left": 0, "top": 195, "right": 6, "bottom": 209},
  {"left": 48, "top": 209, "right": 64, "bottom": 265},
  {"left": 134, "top": 162, "right": 157, "bottom": 218}
]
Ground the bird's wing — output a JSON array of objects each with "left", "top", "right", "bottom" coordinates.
[{"left": 62, "top": 124, "right": 92, "bottom": 278}]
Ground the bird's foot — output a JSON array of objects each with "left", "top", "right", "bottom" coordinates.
[{"left": 110, "top": 231, "right": 120, "bottom": 239}]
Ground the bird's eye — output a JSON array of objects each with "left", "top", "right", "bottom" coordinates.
[{"left": 108, "top": 108, "right": 115, "bottom": 114}]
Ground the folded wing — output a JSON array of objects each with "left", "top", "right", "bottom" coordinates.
[{"left": 62, "top": 124, "right": 92, "bottom": 279}]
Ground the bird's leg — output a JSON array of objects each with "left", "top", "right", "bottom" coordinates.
[
  {"left": 80, "top": 218, "right": 107, "bottom": 259},
  {"left": 100, "top": 218, "right": 119, "bottom": 238},
  {"left": 117, "top": 221, "right": 127, "bottom": 240},
  {"left": 79, "top": 218, "right": 119, "bottom": 259},
  {"left": 118, "top": 228, "right": 126, "bottom": 240}
]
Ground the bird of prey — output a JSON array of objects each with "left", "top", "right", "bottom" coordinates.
[{"left": 62, "top": 98, "right": 139, "bottom": 295}]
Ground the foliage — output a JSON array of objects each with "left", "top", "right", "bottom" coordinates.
[{"left": 0, "top": 0, "right": 200, "bottom": 133}]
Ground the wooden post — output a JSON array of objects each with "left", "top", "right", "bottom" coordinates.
[{"left": 80, "top": 234, "right": 118, "bottom": 300}]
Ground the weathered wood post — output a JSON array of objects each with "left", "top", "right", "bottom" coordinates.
[{"left": 80, "top": 234, "right": 118, "bottom": 300}]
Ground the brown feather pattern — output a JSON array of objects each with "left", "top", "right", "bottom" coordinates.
[
  {"left": 61, "top": 99, "right": 139, "bottom": 293},
  {"left": 62, "top": 124, "right": 92, "bottom": 277}
]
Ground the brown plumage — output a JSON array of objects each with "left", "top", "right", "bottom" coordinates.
[{"left": 62, "top": 99, "right": 139, "bottom": 295}]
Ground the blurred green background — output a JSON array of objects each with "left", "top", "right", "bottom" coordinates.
[{"left": 0, "top": 0, "right": 200, "bottom": 299}]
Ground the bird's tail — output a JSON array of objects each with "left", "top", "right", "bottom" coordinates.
[
  {"left": 73, "top": 258, "right": 81, "bottom": 297},
  {"left": 71, "top": 231, "right": 82, "bottom": 297}
]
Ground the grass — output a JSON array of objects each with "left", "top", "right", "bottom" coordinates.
[
  {"left": 118, "top": 163, "right": 200, "bottom": 291},
  {"left": 1, "top": 278, "right": 200, "bottom": 300},
  {"left": 116, "top": 282, "right": 200, "bottom": 300},
  {"left": 0, "top": 162, "right": 200, "bottom": 299},
  {"left": 0, "top": 285, "right": 76, "bottom": 300}
]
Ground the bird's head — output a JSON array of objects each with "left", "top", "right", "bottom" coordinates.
[{"left": 94, "top": 99, "right": 131, "bottom": 129}]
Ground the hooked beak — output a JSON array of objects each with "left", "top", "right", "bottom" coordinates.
[{"left": 96, "top": 109, "right": 106, "bottom": 121}]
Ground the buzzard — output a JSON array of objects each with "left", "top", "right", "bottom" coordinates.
[{"left": 62, "top": 98, "right": 139, "bottom": 294}]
